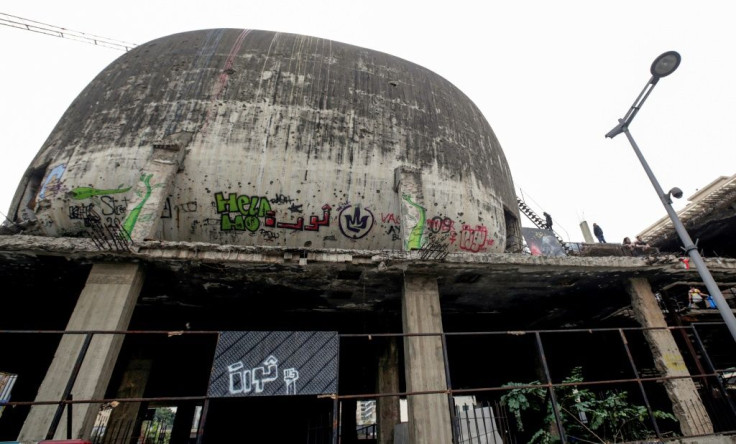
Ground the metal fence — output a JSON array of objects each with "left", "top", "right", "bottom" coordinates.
[{"left": 1, "top": 324, "right": 736, "bottom": 443}]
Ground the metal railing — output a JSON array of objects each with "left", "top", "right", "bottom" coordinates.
[{"left": 1, "top": 325, "right": 736, "bottom": 443}]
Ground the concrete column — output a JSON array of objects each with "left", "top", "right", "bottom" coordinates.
[
  {"left": 579, "top": 221, "right": 595, "bottom": 244},
  {"left": 627, "top": 277, "right": 714, "bottom": 436},
  {"left": 18, "top": 262, "right": 144, "bottom": 442},
  {"left": 102, "top": 356, "right": 152, "bottom": 444},
  {"left": 402, "top": 274, "right": 452, "bottom": 444},
  {"left": 377, "top": 337, "right": 401, "bottom": 444}
]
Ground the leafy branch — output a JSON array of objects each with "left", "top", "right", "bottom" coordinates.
[{"left": 500, "top": 367, "right": 676, "bottom": 443}]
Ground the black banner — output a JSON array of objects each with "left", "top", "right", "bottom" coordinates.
[{"left": 208, "top": 331, "right": 339, "bottom": 398}]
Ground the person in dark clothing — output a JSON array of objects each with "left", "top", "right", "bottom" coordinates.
[
  {"left": 593, "top": 223, "right": 606, "bottom": 243},
  {"left": 543, "top": 212, "right": 553, "bottom": 230}
]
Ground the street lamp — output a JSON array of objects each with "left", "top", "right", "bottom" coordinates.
[{"left": 605, "top": 51, "right": 736, "bottom": 345}]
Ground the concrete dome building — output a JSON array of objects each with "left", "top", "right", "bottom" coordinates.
[
  {"left": 8, "top": 28, "right": 521, "bottom": 254},
  {"left": 2, "top": 29, "right": 733, "bottom": 444}
]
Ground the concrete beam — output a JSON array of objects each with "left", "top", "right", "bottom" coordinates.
[
  {"left": 627, "top": 277, "right": 714, "bottom": 436},
  {"left": 18, "top": 262, "right": 144, "bottom": 441},
  {"left": 401, "top": 274, "right": 452, "bottom": 444}
]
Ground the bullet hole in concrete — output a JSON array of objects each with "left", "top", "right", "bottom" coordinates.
[
  {"left": 224, "top": 68, "right": 235, "bottom": 75},
  {"left": 389, "top": 81, "right": 398, "bottom": 87},
  {"left": 304, "top": 241, "right": 312, "bottom": 247}
]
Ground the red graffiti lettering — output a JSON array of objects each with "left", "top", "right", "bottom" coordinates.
[
  {"left": 381, "top": 213, "right": 400, "bottom": 224},
  {"left": 459, "top": 224, "right": 489, "bottom": 253},
  {"left": 304, "top": 204, "right": 332, "bottom": 231}
]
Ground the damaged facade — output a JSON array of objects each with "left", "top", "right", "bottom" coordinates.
[{"left": 1, "top": 29, "right": 735, "bottom": 444}]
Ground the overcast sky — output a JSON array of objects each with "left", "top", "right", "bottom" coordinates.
[{"left": 1, "top": 1, "right": 734, "bottom": 246}]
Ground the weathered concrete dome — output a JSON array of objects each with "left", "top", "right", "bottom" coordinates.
[{"left": 9, "top": 29, "right": 520, "bottom": 253}]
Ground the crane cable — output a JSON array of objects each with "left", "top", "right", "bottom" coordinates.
[{"left": 0, "top": 12, "right": 137, "bottom": 51}]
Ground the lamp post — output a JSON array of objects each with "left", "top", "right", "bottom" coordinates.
[{"left": 606, "top": 51, "right": 736, "bottom": 344}]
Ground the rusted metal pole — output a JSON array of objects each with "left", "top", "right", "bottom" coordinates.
[
  {"left": 535, "top": 332, "right": 566, "bottom": 443},
  {"left": 619, "top": 328, "right": 661, "bottom": 437},
  {"left": 46, "top": 333, "right": 93, "bottom": 439}
]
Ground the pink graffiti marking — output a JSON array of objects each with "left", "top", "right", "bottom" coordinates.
[{"left": 459, "top": 224, "right": 490, "bottom": 253}]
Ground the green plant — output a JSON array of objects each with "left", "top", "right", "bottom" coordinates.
[{"left": 500, "top": 367, "right": 677, "bottom": 443}]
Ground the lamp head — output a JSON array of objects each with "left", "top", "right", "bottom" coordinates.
[
  {"left": 651, "top": 51, "right": 681, "bottom": 78},
  {"left": 668, "top": 187, "right": 683, "bottom": 199}
]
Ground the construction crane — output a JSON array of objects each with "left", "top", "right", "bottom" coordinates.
[{"left": 0, "top": 12, "right": 137, "bottom": 51}]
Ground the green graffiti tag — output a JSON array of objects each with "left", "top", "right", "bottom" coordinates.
[
  {"left": 214, "top": 192, "right": 273, "bottom": 232},
  {"left": 402, "top": 194, "right": 426, "bottom": 250},
  {"left": 122, "top": 174, "right": 153, "bottom": 234},
  {"left": 71, "top": 185, "right": 132, "bottom": 200}
]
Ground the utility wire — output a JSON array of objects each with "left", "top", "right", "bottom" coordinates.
[{"left": 0, "top": 12, "right": 137, "bottom": 51}]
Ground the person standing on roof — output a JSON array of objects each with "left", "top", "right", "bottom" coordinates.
[
  {"left": 593, "top": 223, "right": 606, "bottom": 243},
  {"left": 543, "top": 212, "right": 553, "bottom": 231}
]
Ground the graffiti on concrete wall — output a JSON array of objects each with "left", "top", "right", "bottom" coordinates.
[
  {"left": 214, "top": 191, "right": 338, "bottom": 235},
  {"left": 427, "top": 216, "right": 455, "bottom": 234},
  {"left": 71, "top": 185, "right": 132, "bottom": 200},
  {"left": 61, "top": 178, "right": 502, "bottom": 251},
  {"left": 161, "top": 198, "right": 198, "bottom": 219},
  {"left": 70, "top": 184, "right": 134, "bottom": 235},
  {"left": 402, "top": 194, "right": 426, "bottom": 250},
  {"left": 68, "top": 174, "right": 163, "bottom": 236},
  {"left": 338, "top": 204, "right": 374, "bottom": 239},
  {"left": 215, "top": 192, "right": 273, "bottom": 232},
  {"left": 122, "top": 174, "right": 159, "bottom": 235},
  {"left": 459, "top": 224, "right": 494, "bottom": 253},
  {"left": 269, "top": 204, "right": 332, "bottom": 231},
  {"left": 38, "top": 164, "right": 67, "bottom": 200}
]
